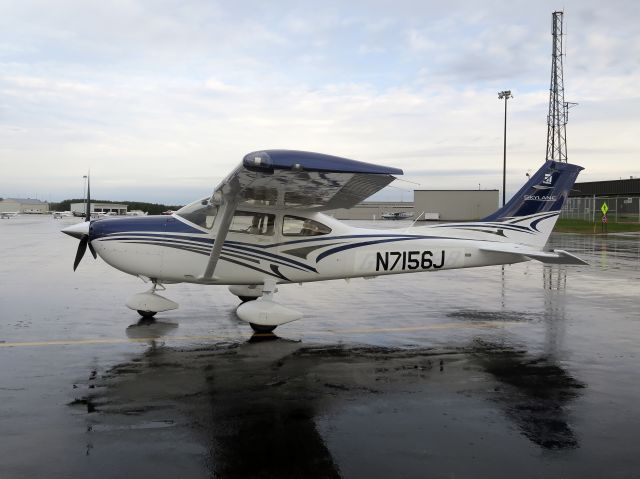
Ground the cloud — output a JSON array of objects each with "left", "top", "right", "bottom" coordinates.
[
  {"left": 1, "top": 0, "right": 639, "bottom": 202},
  {"left": 407, "top": 29, "right": 436, "bottom": 52},
  {"left": 204, "top": 78, "right": 245, "bottom": 94}
]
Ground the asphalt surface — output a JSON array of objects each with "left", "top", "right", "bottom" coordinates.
[{"left": 1, "top": 216, "right": 639, "bottom": 478}]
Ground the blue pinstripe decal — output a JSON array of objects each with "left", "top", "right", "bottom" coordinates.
[
  {"left": 98, "top": 232, "right": 475, "bottom": 269},
  {"left": 219, "top": 255, "right": 286, "bottom": 280},
  {"left": 113, "top": 240, "right": 285, "bottom": 280},
  {"left": 529, "top": 212, "right": 560, "bottom": 232},
  {"left": 254, "top": 234, "right": 425, "bottom": 249},
  {"left": 316, "top": 237, "right": 429, "bottom": 262},
  {"left": 100, "top": 236, "right": 211, "bottom": 250},
  {"left": 124, "top": 241, "right": 208, "bottom": 256},
  {"left": 98, "top": 236, "right": 313, "bottom": 273},
  {"left": 222, "top": 243, "right": 317, "bottom": 272},
  {"left": 99, "top": 231, "right": 213, "bottom": 244}
]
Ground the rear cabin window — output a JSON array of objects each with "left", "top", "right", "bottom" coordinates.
[
  {"left": 230, "top": 211, "right": 275, "bottom": 236},
  {"left": 282, "top": 216, "right": 332, "bottom": 236}
]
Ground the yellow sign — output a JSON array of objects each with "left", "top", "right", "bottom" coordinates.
[{"left": 601, "top": 202, "right": 609, "bottom": 215}]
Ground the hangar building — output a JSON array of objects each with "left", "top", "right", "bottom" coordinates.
[
  {"left": 0, "top": 198, "right": 49, "bottom": 214},
  {"left": 326, "top": 190, "right": 499, "bottom": 221},
  {"left": 569, "top": 177, "right": 640, "bottom": 198},
  {"left": 562, "top": 177, "right": 640, "bottom": 222},
  {"left": 71, "top": 202, "right": 128, "bottom": 216},
  {"left": 413, "top": 190, "right": 499, "bottom": 221}
]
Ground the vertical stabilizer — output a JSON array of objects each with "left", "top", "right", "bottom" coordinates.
[
  {"left": 483, "top": 160, "right": 582, "bottom": 222},
  {"left": 480, "top": 160, "right": 583, "bottom": 248}
]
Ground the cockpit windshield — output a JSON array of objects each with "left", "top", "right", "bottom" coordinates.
[{"left": 175, "top": 198, "right": 217, "bottom": 229}]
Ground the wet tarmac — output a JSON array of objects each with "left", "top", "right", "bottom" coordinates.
[{"left": 1, "top": 216, "right": 639, "bottom": 478}]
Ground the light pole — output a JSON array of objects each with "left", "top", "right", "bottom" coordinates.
[
  {"left": 82, "top": 175, "right": 88, "bottom": 217},
  {"left": 498, "top": 90, "right": 513, "bottom": 206}
]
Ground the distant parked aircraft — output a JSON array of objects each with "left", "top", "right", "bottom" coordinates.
[
  {"left": 381, "top": 211, "right": 413, "bottom": 220},
  {"left": 53, "top": 211, "right": 73, "bottom": 219}
]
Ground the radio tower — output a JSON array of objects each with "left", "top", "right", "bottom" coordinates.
[{"left": 546, "top": 11, "right": 575, "bottom": 163}]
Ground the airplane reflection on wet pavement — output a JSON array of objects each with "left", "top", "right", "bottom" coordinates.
[{"left": 74, "top": 335, "right": 585, "bottom": 478}]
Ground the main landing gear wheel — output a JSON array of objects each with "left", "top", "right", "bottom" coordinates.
[
  {"left": 137, "top": 310, "right": 157, "bottom": 319},
  {"left": 249, "top": 323, "right": 277, "bottom": 334},
  {"left": 239, "top": 296, "right": 258, "bottom": 303},
  {"left": 237, "top": 280, "right": 302, "bottom": 333}
]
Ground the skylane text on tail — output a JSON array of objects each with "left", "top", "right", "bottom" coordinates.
[{"left": 62, "top": 150, "right": 586, "bottom": 332}]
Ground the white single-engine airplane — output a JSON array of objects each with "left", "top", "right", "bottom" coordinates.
[{"left": 63, "top": 150, "right": 586, "bottom": 332}]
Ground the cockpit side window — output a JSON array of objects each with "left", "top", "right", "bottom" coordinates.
[
  {"left": 230, "top": 211, "right": 275, "bottom": 236},
  {"left": 282, "top": 215, "right": 332, "bottom": 236},
  {"left": 175, "top": 198, "right": 217, "bottom": 229}
]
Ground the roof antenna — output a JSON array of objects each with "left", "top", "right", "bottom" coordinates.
[{"left": 404, "top": 211, "right": 425, "bottom": 232}]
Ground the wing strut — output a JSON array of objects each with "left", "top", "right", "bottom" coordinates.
[{"left": 200, "top": 197, "right": 238, "bottom": 281}]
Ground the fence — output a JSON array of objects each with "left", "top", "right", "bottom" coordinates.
[{"left": 561, "top": 196, "right": 640, "bottom": 223}]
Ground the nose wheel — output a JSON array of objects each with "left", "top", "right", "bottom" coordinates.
[
  {"left": 249, "top": 323, "right": 277, "bottom": 333},
  {"left": 126, "top": 280, "right": 178, "bottom": 318}
]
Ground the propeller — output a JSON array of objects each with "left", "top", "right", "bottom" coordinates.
[
  {"left": 71, "top": 173, "right": 96, "bottom": 270},
  {"left": 73, "top": 235, "right": 88, "bottom": 271}
]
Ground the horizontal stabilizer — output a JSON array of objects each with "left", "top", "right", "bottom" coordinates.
[
  {"left": 480, "top": 244, "right": 588, "bottom": 265},
  {"left": 523, "top": 249, "right": 588, "bottom": 265}
]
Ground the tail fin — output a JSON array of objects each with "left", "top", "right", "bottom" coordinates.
[
  {"left": 484, "top": 160, "right": 583, "bottom": 221},
  {"left": 481, "top": 160, "right": 583, "bottom": 248}
]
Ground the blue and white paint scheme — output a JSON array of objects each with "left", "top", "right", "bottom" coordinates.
[{"left": 62, "top": 150, "right": 586, "bottom": 332}]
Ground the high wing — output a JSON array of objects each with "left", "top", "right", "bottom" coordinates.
[
  {"left": 480, "top": 243, "right": 588, "bottom": 265},
  {"left": 200, "top": 150, "right": 403, "bottom": 281},
  {"left": 213, "top": 150, "right": 403, "bottom": 210}
]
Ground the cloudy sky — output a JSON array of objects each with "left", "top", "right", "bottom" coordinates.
[{"left": 1, "top": 0, "right": 639, "bottom": 204}]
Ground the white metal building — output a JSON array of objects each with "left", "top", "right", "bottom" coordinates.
[
  {"left": 413, "top": 190, "right": 499, "bottom": 221},
  {"left": 70, "top": 202, "right": 128, "bottom": 215},
  {"left": 0, "top": 198, "right": 50, "bottom": 214},
  {"left": 326, "top": 192, "right": 499, "bottom": 222}
]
